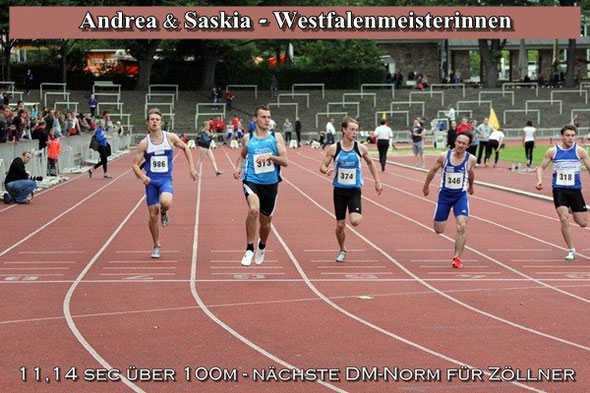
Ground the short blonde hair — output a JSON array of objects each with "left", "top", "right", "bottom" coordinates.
[{"left": 147, "top": 108, "right": 162, "bottom": 121}]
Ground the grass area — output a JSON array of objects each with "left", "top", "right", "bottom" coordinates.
[{"left": 368, "top": 144, "right": 555, "bottom": 165}]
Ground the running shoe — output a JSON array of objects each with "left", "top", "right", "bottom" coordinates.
[
  {"left": 336, "top": 250, "right": 347, "bottom": 263},
  {"left": 216, "top": 171, "right": 223, "bottom": 176},
  {"left": 254, "top": 240, "right": 266, "bottom": 265},
  {"left": 161, "top": 211, "right": 169, "bottom": 227},
  {"left": 565, "top": 249, "right": 576, "bottom": 261},
  {"left": 452, "top": 257, "right": 463, "bottom": 269},
  {"left": 241, "top": 250, "right": 254, "bottom": 266},
  {"left": 151, "top": 246, "right": 161, "bottom": 259}
]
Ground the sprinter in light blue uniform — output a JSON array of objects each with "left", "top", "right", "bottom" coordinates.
[
  {"left": 133, "top": 108, "right": 198, "bottom": 259},
  {"left": 536, "top": 124, "right": 590, "bottom": 261},
  {"left": 423, "top": 132, "right": 476, "bottom": 269},
  {"left": 320, "top": 116, "right": 383, "bottom": 263},
  {"left": 234, "top": 106, "right": 288, "bottom": 267}
]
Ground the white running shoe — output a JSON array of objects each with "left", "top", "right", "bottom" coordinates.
[
  {"left": 161, "top": 212, "right": 169, "bottom": 228},
  {"left": 255, "top": 240, "right": 266, "bottom": 265},
  {"left": 241, "top": 250, "right": 254, "bottom": 266},
  {"left": 565, "top": 249, "right": 576, "bottom": 261},
  {"left": 336, "top": 250, "right": 347, "bottom": 263},
  {"left": 151, "top": 246, "right": 161, "bottom": 259}
]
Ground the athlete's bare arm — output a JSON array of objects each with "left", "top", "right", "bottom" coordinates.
[
  {"left": 234, "top": 135, "right": 250, "bottom": 180},
  {"left": 258, "top": 132, "right": 288, "bottom": 167},
  {"left": 536, "top": 147, "right": 555, "bottom": 190},
  {"left": 467, "top": 155, "right": 476, "bottom": 194},
  {"left": 132, "top": 138, "right": 150, "bottom": 185},
  {"left": 320, "top": 144, "right": 336, "bottom": 176},
  {"left": 169, "top": 132, "right": 198, "bottom": 180},
  {"left": 423, "top": 152, "right": 445, "bottom": 196}
]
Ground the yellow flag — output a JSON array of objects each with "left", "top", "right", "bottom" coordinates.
[
  {"left": 489, "top": 107, "right": 501, "bottom": 130},
  {"left": 381, "top": 112, "right": 387, "bottom": 120}
]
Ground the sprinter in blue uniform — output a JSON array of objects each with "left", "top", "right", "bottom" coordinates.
[
  {"left": 536, "top": 124, "right": 590, "bottom": 261},
  {"left": 133, "top": 108, "right": 198, "bottom": 259},
  {"left": 234, "top": 106, "right": 288, "bottom": 267},
  {"left": 320, "top": 116, "right": 383, "bottom": 263},
  {"left": 423, "top": 132, "right": 476, "bottom": 269}
]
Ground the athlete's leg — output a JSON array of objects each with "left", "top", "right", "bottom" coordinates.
[
  {"left": 148, "top": 205, "right": 160, "bottom": 247},
  {"left": 572, "top": 211, "right": 588, "bottom": 228},
  {"left": 258, "top": 213, "right": 271, "bottom": 244},
  {"left": 556, "top": 206, "right": 574, "bottom": 249},
  {"left": 349, "top": 212, "right": 362, "bottom": 227},
  {"left": 246, "top": 193, "right": 260, "bottom": 244},
  {"left": 453, "top": 215, "right": 468, "bottom": 258},
  {"left": 206, "top": 148, "right": 221, "bottom": 174},
  {"left": 433, "top": 221, "right": 447, "bottom": 234},
  {"left": 159, "top": 192, "right": 173, "bottom": 215},
  {"left": 336, "top": 219, "right": 346, "bottom": 250}
]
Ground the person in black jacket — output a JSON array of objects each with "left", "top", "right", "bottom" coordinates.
[{"left": 3, "top": 151, "right": 37, "bottom": 204}]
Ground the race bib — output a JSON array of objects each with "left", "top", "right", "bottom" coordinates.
[
  {"left": 150, "top": 156, "right": 169, "bottom": 173},
  {"left": 254, "top": 154, "right": 274, "bottom": 174},
  {"left": 445, "top": 172, "right": 464, "bottom": 190},
  {"left": 556, "top": 169, "right": 575, "bottom": 186},
  {"left": 337, "top": 168, "right": 356, "bottom": 185}
]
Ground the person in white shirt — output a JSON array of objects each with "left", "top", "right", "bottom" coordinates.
[
  {"left": 488, "top": 129, "right": 505, "bottom": 168},
  {"left": 445, "top": 105, "right": 456, "bottom": 123},
  {"left": 374, "top": 119, "right": 393, "bottom": 171},
  {"left": 522, "top": 120, "right": 536, "bottom": 167},
  {"left": 323, "top": 118, "right": 336, "bottom": 150}
]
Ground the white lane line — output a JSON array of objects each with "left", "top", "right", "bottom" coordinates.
[
  {"left": 270, "top": 212, "right": 544, "bottom": 393},
  {"left": 316, "top": 266, "right": 387, "bottom": 269},
  {"left": 396, "top": 248, "right": 450, "bottom": 251},
  {"left": 99, "top": 273, "right": 176, "bottom": 276},
  {"left": 0, "top": 169, "right": 132, "bottom": 259},
  {"left": 311, "top": 259, "right": 378, "bottom": 263},
  {"left": 5, "top": 278, "right": 590, "bottom": 283},
  {"left": 211, "top": 259, "right": 278, "bottom": 263},
  {"left": 285, "top": 165, "right": 590, "bottom": 352},
  {"left": 108, "top": 260, "right": 178, "bottom": 264},
  {"left": 210, "top": 249, "right": 274, "bottom": 253},
  {"left": 512, "top": 259, "right": 563, "bottom": 262},
  {"left": 524, "top": 266, "right": 590, "bottom": 268},
  {"left": 0, "top": 273, "right": 63, "bottom": 276},
  {"left": 18, "top": 251, "right": 85, "bottom": 254},
  {"left": 115, "top": 250, "right": 180, "bottom": 253},
  {"left": 4, "top": 261, "right": 76, "bottom": 264},
  {"left": 320, "top": 272, "right": 394, "bottom": 275},
  {"left": 536, "top": 272, "right": 590, "bottom": 275},
  {"left": 421, "top": 266, "right": 490, "bottom": 269},
  {"left": 490, "top": 249, "right": 552, "bottom": 252},
  {"left": 411, "top": 259, "right": 478, "bottom": 262},
  {"left": 303, "top": 249, "right": 364, "bottom": 252},
  {"left": 210, "top": 272, "right": 286, "bottom": 275},
  {"left": 210, "top": 266, "right": 283, "bottom": 269},
  {"left": 191, "top": 160, "right": 348, "bottom": 393},
  {"left": 0, "top": 267, "right": 69, "bottom": 270},
  {"left": 427, "top": 272, "right": 502, "bottom": 275},
  {"left": 103, "top": 267, "right": 176, "bottom": 270},
  {"left": 64, "top": 195, "right": 148, "bottom": 393}
]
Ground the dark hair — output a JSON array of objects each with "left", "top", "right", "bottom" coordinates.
[
  {"left": 561, "top": 124, "right": 577, "bottom": 135},
  {"left": 341, "top": 116, "right": 359, "bottom": 131},
  {"left": 254, "top": 105, "right": 269, "bottom": 117},
  {"left": 379, "top": 119, "right": 386, "bottom": 125},
  {"left": 526, "top": 120, "right": 533, "bottom": 127},
  {"left": 457, "top": 131, "right": 473, "bottom": 144}
]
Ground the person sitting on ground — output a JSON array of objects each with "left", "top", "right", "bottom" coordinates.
[{"left": 2, "top": 151, "right": 39, "bottom": 204}]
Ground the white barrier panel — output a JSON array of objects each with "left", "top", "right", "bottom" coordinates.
[
  {"left": 292, "top": 83, "right": 325, "bottom": 99},
  {"left": 148, "top": 84, "right": 179, "bottom": 100}
]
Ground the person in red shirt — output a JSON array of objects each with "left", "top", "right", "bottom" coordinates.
[
  {"left": 456, "top": 117, "right": 472, "bottom": 134},
  {"left": 232, "top": 115, "right": 239, "bottom": 132}
]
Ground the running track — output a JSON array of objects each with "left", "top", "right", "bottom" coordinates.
[{"left": 1, "top": 146, "right": 588, "bottom": 392}]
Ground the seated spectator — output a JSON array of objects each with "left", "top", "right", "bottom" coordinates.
[
  {"left": 2, "top": 151, "right": 38, "bottom": 204},
  {"left": 32, "top": 120, "right": 48, "bottom": 150},
  {"left": 78, "top": 114, "right": 90, "bottom": 133}
]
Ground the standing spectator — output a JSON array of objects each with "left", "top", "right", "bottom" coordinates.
[
  {"left": 269, "top": 118, "right": 276, "bottom": 132},
  {"left": 445, "top": 104, "right": 456, "bottom": 124},
  {"left": 11, "top": 108, "right": 26, "bottom": 143},
  {"left": 232, "top": 114, "right": 239, "bottom": 133},
  {"left": 374, "top": 119, "right": 393, "bottom": 171},
  {"left": 523, "top": 120, "right": 536, "bottom": 167},
  {"left": 283, "top": 118, "right": 293, "bottom": 144},
  {"left": 572, "top": 115, "right": 580, "bottom": 129},
  {"left": 210, "top": 88, "right": 218, "bottom": 108},
  {"left": 44, "top": 109, "right": 55, "bottom": 133},
  {"left": 248, "top": 116, "right": 256, "bottom": 133},
  {"left": 102, "top": 111, "right": 113, "bottom": 132},
  {"left": 47, "top": 128, "right": 61, "bottom": 176},
  {"left": 323, "top": 118, "right": 336, "bottom": 150},
  {"left": 487, "top": 128, "right": 505, "bottom": 168},
  {"left": 225, "top": 90, "right": 235, "bottom": 111},
  {"left": 394, "top": 70, "right": 403, "bottom": 90},
  {"left": 31, "top": 105, "right": 39, "bottom": 120},
  {"left": 467, "top": 119, "right": 479, "bottom": 156},
  {"left": 88, "top": 120, "right": 112, "bottom": 179},
  {"left": 215, "top": 87, "right": 223, "bottom": 106},
  {"left": 2, "top": 91, "right": 9, "bottom": 106},
  {"left": 24, "top": 69, "right": 34, "bottom": 95},
  {"left": 114, "top": 121, "right": 125, "bottom": 137},
  {"left": 410, "top": 118, "right": 425, "bottom": 167},
  {"left": 88, "top": 95, "right": 97, "bottom": 118},
  {"left": 32, "top": 120, "right": 48, "bottom": 150},
  {"left": 78, "top": 114, "right": 90, "bottom": 133},
  {"left": 0, "top": 105, "right": 8, "bottom": 143},
  {"left": 295, "top": 117, "right": 302, "bottom": 147},
  {"left": 2, "top": 151, "right": 38, "bottom": 204},
  {"left": 270, "top": 74, "right": 278, "bottom": 98},
  {"left": 474, "top": 117, "right": 493, "bottom": 166},
  {"left": 456, "top": 117, "right": 472, "bottom": 134}
]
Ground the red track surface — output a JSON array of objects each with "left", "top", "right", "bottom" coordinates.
[{"left": 1, "top": 146, "right": 589, "bottom": 393}]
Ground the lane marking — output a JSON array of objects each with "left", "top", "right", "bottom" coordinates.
[
  {"left": 115, "top": 250, "right": 180, "bottom": 253},
  {"left": 18, "top": 251, "right": 85, "bottom": 254},
  {"left": 3, "top": 261, "right": 76, "bottom": 264}
]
